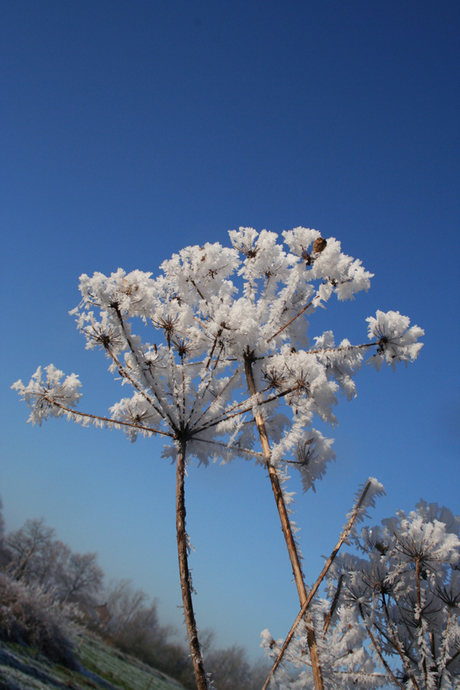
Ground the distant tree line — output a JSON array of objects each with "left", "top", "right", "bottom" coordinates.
[{"left": 0, "top": 495, "right": 268, "bottom": 689}]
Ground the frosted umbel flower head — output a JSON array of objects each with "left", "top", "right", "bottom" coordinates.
[
  {"left": 12, "top": 227, "right": 424, "bottom": 690},
  {"left": 13, "top": 227, "right": 424, "bottom": 488},
  {"left": 366, "top": 310, "right": 424, "bottom": 371},
  {"left": 12, "top": 365, "right": 82, "bottom": 426}
]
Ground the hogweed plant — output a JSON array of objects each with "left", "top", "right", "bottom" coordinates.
[
  {"left": 262, "top": 500, "right": 460, "bottom": 690},
  {"left": 13, "top": 227, "right": 424, "bottom": 690}
]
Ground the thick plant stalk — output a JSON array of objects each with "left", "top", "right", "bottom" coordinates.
[
  {"left": 262, "top": 480, "right": 373, "bottom": 690},
  {"left": 176, "top": 438, "right": 208, "bottom": 690},
  {"left": 244, "top": 356, "right": 324, "bottom": 690}
]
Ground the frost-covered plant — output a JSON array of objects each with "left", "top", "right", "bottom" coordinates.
[
  {"left": 0, "top": 572, "right": 80, "bottom": 668},
  {"left": 263, "top": 501, "right": 460, "bottom": 690},
  {"left": 13, "top": 227, "right": 423, "bottom": 689}
]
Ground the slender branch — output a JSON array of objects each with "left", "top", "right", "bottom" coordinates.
[
  {"left": 189, "top": 277, "right": 206, "bottom": 301},
  {"left": 323, "top": 574, "right": 344, "bottom": 634},
  {"left": 266, "top": 295, "right": 319, "bottom": 342},
  {"left": 262, "top": 480, "right": 373, "bottom": 690},
  {"left": 189, "top": 368, "right": 241, "bottom": 430},
  {"left": 415, "top": 559, "right": 429, "bottom": 689},
  {"left": 190, "top": 435, "right": 268, "bottom": 461},
  {"left": 446, "top": 646, "right": 460, "bottom": 668},
  {"left": 41, "top": 398, "right": 173, "bottom": 437},
  {"left": 204, "top": 334, "right": 224, "bottom": 370},
  {"left": 181, "top": 360, "right": 186, "bottom": 422},
  {"left": 187, "top": 341, "right": 226, "bottom": 427},
  {"left": 267, "top": 636, "right": 389, "bottom": 681},
  {"left": 437, "top": 606, "right": 453, "bottom": 687},
  {"left": 175, "top": 438, "right": 209, "bottom": 690},
  {"left": 267, "top": 638, "right": 313, "bottom": 669},
  {"left": 381, "top": 593, "right": 421, "bottom": 690},
  {"left": 306, "top": 341, "right": 375, "bottom": 356},
  {"left": 105, "top": 345, "right": 168, "bottom": 423},
  {"left": 195, "top": 384, "right": 299, "bottom": 435},
  {"left": 365, "top": 623, "right": 407, "bottom": 690},
  {"left": 266, "top": 274, "right": 362, "bottom": 344},
  {"left": 108, "top": 307, "right": 177, "bottom": 426},
  {"left": 244, "top": 359, "right": 309, "bottom": 603}
]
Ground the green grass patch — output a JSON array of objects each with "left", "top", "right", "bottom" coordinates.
[{"left": 0, "top": 633, "right": 185, "bottom": 690}]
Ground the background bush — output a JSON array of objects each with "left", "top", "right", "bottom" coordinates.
[{"left": 0, "top": 573, "right": 79, "bottom": 669}]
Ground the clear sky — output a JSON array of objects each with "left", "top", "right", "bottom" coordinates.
[{"left": 1, "top": 0, "right": 459, "bottom": 662}]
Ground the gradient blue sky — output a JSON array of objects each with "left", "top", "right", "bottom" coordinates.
[{"left": 1, "top": 0, "right": 459, "bottom": 661}]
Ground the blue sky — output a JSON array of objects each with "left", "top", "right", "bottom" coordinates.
[{"left": 1, "top": 0, "right": 459, "bottom": 661}]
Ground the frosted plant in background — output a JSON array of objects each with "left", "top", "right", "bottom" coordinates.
[
  {"left": 263, "top": 501, "right": 460, "bottom": 690},
  {"left": 0, "top": 573, "right": 80, "bottom": 669},
  {"left": 13, "top": 227, "right": 423, "bottom": 690}
]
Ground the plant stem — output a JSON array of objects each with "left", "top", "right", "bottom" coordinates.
[
  {"left": 176, "top": 438, "right": 208, "bottom": 690},
  {"left": 262, "top": 480, "right": 373, "bottom": 690},
  {"left": 243, "top": 355, "right": 324, "bottom": 690}
]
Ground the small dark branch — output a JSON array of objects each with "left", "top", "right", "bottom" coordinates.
[
  {"left": 415, "top": 559, "right": 422, "bottom": 613},
  {"left": 263, "top": 366, "right": 287, "bottom": 392},
  {"left": 287, "top": 438, "right": 316, "bottom": 469},
  {"left": 232, "top": 239, "right": 258, "bottom": 258},
  {"left": 267, "top": 297, "right": 318, "bottom": 343},
  {"left": 109, "top": 308, "right": 175, "bottom": 424},
  {"left": 42, "top": 398, "right": 173, "bottom": 437},
  {"left": 268, "top": 638, "right": 313, "bottom": 669},
  {"left": 106, "top": 346, "right": 168, "bottom": 422},
  {"left": 191, "top": 435, "right": 268, "bottom": 462},
  {"left": 195, "top": 384, "right": 299, "bottom": 435},
  {"left": 188, "top": 278, "right": 205, "bottom": 301},
  {"left": 365, "top": 624, "right": 407, "bottom": 690},
  {"left": 204, "top": 331, "right": 221, "bottom": 370},
  {"left": 190, "top": 367, "right": 240, "bottom": 430},
  {"left": 380, "top": 594, "right": 421, "bottom": 690},
  {"left": 187, "top": 340, "right": 225, "bottom": 427},
  {"left": 181, "top": 362, "right": 186, "bottom": 421},
  {"left": 306, "top": 341, "right": 375, "bottom": 356},
  {"left": 323, "top": 574, "right": 344, "bottom": 634},
  {"left": 172, "top": 337, "right": 197, "bottom": 359},
  {"left": 446, "top": 646, "right": 460, "bottom": 668}
]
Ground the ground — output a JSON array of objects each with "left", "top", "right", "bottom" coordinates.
[{"left": 0, "top": 632, "right": 185, "bottom": 690}]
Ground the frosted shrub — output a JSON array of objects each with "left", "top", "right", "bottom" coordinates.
[
  {"left": 0, "top": 573, "right": 79, "bottom": 668},
  {"left": 13, "top": 227, "right": 423, "bottom": 689}
]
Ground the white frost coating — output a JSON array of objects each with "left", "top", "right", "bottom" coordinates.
[
  {"left": 344, "top": 477, "right": 386, "bottom": 539},
  {"left": 12, "top": 365, "right": 82, "bottom": 426},
  {"left": 366, "top": 310, "right": 424, "bottom": 371},
  {"left": 263, "top": 501, "right": 460, "bottom": 690},
  {"left": 13, "top": 228, "right": 423, "bottom": 495}
]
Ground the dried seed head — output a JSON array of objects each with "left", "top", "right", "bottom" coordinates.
[
  {"left": 263, "top": 367, "right": 287, "bottom": 391},
  {"left": 312, "top": 237, "right": 327, "bottom": 254},
  {"left": 153, "top": 314, "right": 179, "bottom": 339},
  {"left": 172, "top": 337, "right": 196, "bottom": 359}
]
